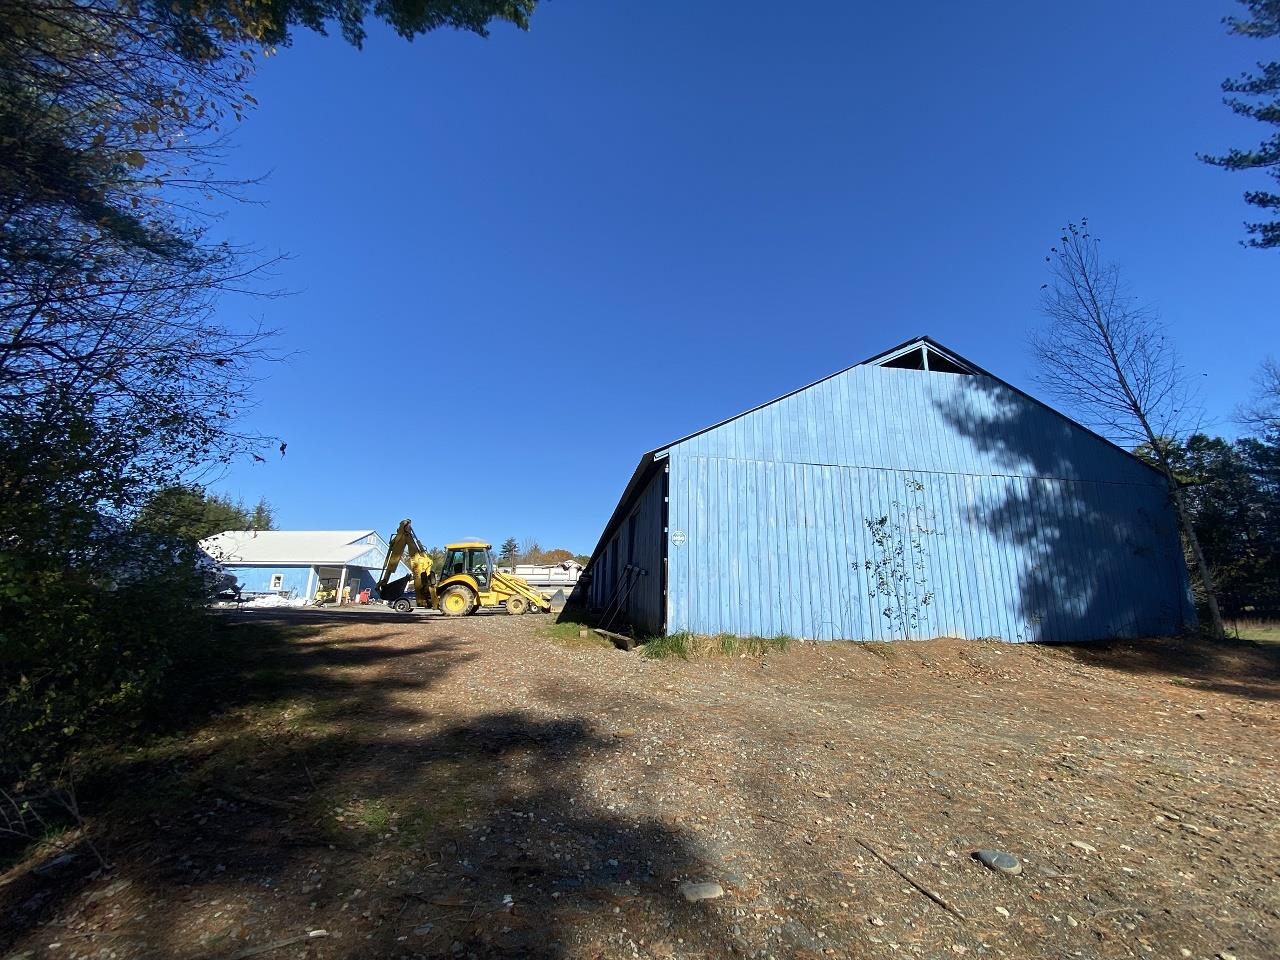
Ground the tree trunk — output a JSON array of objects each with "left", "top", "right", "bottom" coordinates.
[{"left": 1167, "top": 479, "right": 1226, "bottom": 640}]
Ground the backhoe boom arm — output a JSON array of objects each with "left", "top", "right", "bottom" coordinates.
[{"left": 377, "top": 519, "right": 436, "bottom": 602}]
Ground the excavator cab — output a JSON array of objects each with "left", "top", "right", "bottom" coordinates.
[{"left": 439, "top": 544, "right": 494, "bottom": 591}]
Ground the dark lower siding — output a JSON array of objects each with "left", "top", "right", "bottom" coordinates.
[{"left": 587, "top": 466, "right": 666, "bottom": 635}]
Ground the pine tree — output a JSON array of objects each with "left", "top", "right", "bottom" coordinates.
[{"left": 1202, "top": 1, "right": 1280, "bottom": 247}]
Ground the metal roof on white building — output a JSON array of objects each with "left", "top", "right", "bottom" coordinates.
[{"left": 200, "top": 530, "right": 382, "bottom": 565}]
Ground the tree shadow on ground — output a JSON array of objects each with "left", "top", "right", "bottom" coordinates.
[
  {"left": 219, "top": 607, "right": 443, "bottom": 627},
  {"left": 1044, "top": 634, "right": 1280, "bottom": 701},
  {"left": 145, "top": 611, "right": 453, "bottom": 735},
  {"left": 0, "top": 611, "right": 470, "bottom": 950},
  {"left": 1, "top": 617, "right": 731, "bottom": 959},
  {"left": 231, "top": 607, "right": 534, "bottom": 628}
]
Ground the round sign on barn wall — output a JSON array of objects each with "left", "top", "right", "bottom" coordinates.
[{"left": 670, "top": 530, "right": 687, "bottom": 546}]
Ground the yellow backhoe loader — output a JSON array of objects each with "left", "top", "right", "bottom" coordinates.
[{"left": 376, "top": 519, "right": 554, "bottom": 616}]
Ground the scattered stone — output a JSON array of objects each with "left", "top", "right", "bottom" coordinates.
[
  {"left": 995, "top": 907, "right": 1010, "bottom": 918},
  {"left": 1070, "top": 841, "right": 1098, "bottom": 855},
  {"left": 679, "top": 881, "right": 725, "bottom": 902},
  {"left": 973, "top": 850, "right": 1023, "bottom": 875},
  {"left": 812, "top": 791, "right": 833, "bottom": 799},
  {"left": 85, "top": 878, "right": 132, "bottom": 904},
  {"left": 1034, "top": 864, "right": 1072, "bottom": 879},
  {"left": 868, "top": 916, "right": 886, "bottom": 927},
  {"left": 413, "top": 923, "right": 434, "bottom": 935}
]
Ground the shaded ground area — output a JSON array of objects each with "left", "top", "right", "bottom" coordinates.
[{"left": 3, "top": 611, "right": 1278, "bottom": 959}]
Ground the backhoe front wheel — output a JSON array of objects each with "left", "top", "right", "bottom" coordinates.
[
  {"left": 439, "top": 585, "right": 475, "bottom": 617},
  {"left": 506, "top": 596, "right": 527, "bottom": 616}
]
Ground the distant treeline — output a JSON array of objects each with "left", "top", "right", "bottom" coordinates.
[{"left": 1138, "top": 431, "right": 1279, "bottom": 619}]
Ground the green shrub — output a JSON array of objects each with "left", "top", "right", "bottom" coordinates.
[
  {"left": 0, "top": 542, "right": 211, "bottom": 789},
  {"left": 0, "top": 401, "right": 214, "bottom": 792}
]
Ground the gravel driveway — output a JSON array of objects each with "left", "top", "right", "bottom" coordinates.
[{"left": 2, "top": 609, "right": 1276, "bottom": 960}]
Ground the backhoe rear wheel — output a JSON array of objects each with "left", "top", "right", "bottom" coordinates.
[
  {"left": 506, "top": 596, "right": 527, "bottom": 616},
  {"left": 439, "top": 585, "right": 475, "bottom": 617}
]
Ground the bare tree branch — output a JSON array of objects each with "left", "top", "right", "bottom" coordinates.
[
  {"left": 1237, "top": 356, "right": 1280, "bottom": 433},
  {"left": 1033, "top": 220, "right": 1225, "bottom": 640}
]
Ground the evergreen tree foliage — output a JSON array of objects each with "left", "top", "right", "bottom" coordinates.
[
  {"left": 1139, "top": 434, "right": 1280, "bottom": 616},
  {"left": 136, "top": 486, "right": 275, "bottom": 542},
  {"left": 1202, "top": 1, "right": 1280, "bottom": 247},
  {"left": 499, "top": 537, "right": 520, "bottom": 568}
]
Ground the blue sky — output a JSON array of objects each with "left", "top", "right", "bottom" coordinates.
[{"left": 207, "top": 0, "right": 1276, "bottom": 554}]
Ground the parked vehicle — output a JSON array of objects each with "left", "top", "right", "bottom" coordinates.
[{"left": 377, "top": 519, "right": 554, "bottom": 616}]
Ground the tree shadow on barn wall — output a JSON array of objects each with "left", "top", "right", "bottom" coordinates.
[
  {"left": 1, "top": 617, "right": 733, "bottom": 959},
  {"left": 933, "top": 376, "right": 1188, "bottom": 644}
]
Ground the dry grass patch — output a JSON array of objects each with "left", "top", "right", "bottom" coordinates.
[
  {"left": 641, "top": 631, "right": 792, "bottom": 660},
  {"left": 539, "top": 617, "right": 614, "bottom": 649}
]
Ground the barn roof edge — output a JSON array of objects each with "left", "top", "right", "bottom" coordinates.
[{"left": 584, "top": 336, "right": 1165, "bottom": 565}]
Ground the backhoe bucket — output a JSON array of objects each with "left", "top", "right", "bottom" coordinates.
[{"left": 380, "top": 573, "right": 412, "bottom": 602}]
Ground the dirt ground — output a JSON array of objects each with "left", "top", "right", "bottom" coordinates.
[{"left": 2, "top": 610, "right": 1278, "bottom": 960}]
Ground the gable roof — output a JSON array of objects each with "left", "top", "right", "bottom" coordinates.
[
  {"left": 586, "top": 336, "right": 1164, "bottom": 565},
  {"left": 200, "top": 530, "right": 383, "bottom": 565},
  {"left": 859, "top": 334, "right": 986, "bottom": 374}
]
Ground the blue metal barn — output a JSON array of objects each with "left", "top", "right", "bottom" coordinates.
[{"left": 584, "top": 337, "right": 1191, "bottom": 643}]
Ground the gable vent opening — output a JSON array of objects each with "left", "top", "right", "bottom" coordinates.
[{"left": 878, "top": 344, "right": 973, "bottom": 374}]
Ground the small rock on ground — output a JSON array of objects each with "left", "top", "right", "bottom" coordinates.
[
  {"left": 973, "top": 850, "right": 1022, "bottom": 875},
  {"left": 679, "top": 881, "right": 725, "bottom": 902}
]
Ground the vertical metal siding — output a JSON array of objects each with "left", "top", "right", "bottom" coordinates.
[
  {"left": 667, "top": 459, "right": 1184, "bottom": 642},
  {"left": 663, "top": 366, "right": 1187, "bottom": 643},
  {"left": 673, "top": 366, "right": 1159, "bottom": 485}
]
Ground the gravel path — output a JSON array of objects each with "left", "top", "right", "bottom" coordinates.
[{"left": 3, "top": 609, "right": 1276, "bottom": 960}]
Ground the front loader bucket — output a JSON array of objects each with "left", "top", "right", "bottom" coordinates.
[{"left": 491, "top": 570, "right": 555, "bottom": 612}]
